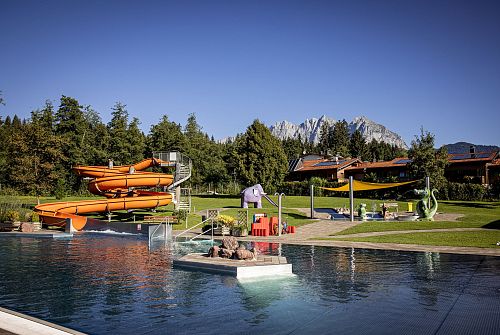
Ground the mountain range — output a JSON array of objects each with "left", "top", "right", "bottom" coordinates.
[{"left": 269, "top": 115, "right": 409, "bottom": 149}]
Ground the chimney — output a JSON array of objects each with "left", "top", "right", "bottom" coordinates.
[{"left": 470, "top": 145, "right": 476, "bottom": 158}]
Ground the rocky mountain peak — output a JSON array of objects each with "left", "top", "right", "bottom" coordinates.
[{"left": 269, "top": 115, "right": 408, "bottom": 149}]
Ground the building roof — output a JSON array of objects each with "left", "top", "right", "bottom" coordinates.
[
  {"left": 293, "top": 157, "right": 360, "bottom": 172},
  {"left": 447, "top": 151, "right": 498, "bottom": 164},
  {"left": 345, "top": 157, "right": 410, "bottom": 172},
  {"left": 344, "top": 151, "right": 499, "bottom": 172}
]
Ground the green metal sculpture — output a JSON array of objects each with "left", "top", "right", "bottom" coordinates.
[{"left": 414, "top": 188, "right": 438, "bottom": 220}]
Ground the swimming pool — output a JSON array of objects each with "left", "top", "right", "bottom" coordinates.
[{"left": 0, "top": 234, "right": 499, "bottom": 334}]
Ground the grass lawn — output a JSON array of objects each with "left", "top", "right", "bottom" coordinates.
[
  {"left": 331, "top": 200, "right": 500, "bottom": 236},
  {"left": 332, "top": 231, "right": 500, "bottom": 248},
  {"left": 2, "top": 195, "right": 499, "bottom": 249}
]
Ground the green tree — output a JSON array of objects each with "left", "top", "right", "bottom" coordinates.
[
  {"left": 331, "top": 119, "right": 350, "bottom": 157},
  {"left": 282, "top": 137, "right": 304, "bottom": 160},
  {"left": 146, "top": 115, "right": 186, "bottom": 154},
  {"left": 233, "top": 120, "right": 288, "bottom": 191},
  {"left": 407, "top": 128, "right": 448, "bottom": 190},
  {"left": 127, "top": 117, "right": 146, "bottom": 163},
  {"left": 184, "top": 113, "right": 228, "bottom": 186},
  {"left": 55, "top": 96, "right": 87, "bottom": 166},
  {"left": 318, "top": 122, "right": 331, "bottom": 155},
  {"left": 349, "top": 129, "right": 368, "bottom": 159},
  {"left": 108, "top": 102, "right": 130, "bottom": 164},
  {"left": 6, "top": 110, "right": 65, "bottom": 195},
  {"left": 83, "top": 105, "right": 110, "bottom": 164}
]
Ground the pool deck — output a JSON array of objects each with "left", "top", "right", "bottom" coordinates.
[
  {"left": 0, "top": 307, "right": 85, "bottom": 335},
  {"left": 178, "top": 219, "right": 500, "bottom": 257}
]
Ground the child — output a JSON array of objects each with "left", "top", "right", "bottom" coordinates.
[{"left": 282, "top": 221, "right": 288, "bottom": 234}]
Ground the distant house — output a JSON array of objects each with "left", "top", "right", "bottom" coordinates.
[
  {"left": 288, "top": 147, "right": 500, "bottom": 186},
  {"left": 344, "top": 158, "right": 412, "bottom": 181},
  {"left": 445, "top": 150, "right": 499, "bottom": 185},
  {"left": 287, "top": 155, "right": 361, "bottom": 182}
]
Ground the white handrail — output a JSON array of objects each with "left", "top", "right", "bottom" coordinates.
[
  {"left": 174, "top": 217, "right": 213, "bottom": 242},
  {"left": 189, "top": 222, "right": 215, "bottom": 241}
]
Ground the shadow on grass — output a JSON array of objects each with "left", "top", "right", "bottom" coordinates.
[
  {"left": 441, "top": 201, "right": 500, "bottom": 210},
  {"left": 483, "top": 220, "right": 500, "bottom": 230},
  {"left": 283, "top": 211, "right": 309, "bottom": 220}
]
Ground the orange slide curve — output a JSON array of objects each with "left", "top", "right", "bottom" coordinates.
[{"left": 35, "top": 158, "right": 173, "bottom": 231}]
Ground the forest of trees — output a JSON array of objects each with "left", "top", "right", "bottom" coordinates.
[{"left": 0, "top": 95, "right": 408, "bottom": 197}]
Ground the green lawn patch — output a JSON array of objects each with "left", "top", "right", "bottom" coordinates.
[
  {"left": 331, "top": 230, "right": 500, "bottom": 248},
  {"left": 332, "top": 200, "right": 500, "bottom": 236}
]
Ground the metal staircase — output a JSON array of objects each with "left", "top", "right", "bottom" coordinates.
[
  {"left": 177, "top": 188, "right": 191, "bottom": 212},
  {"left": 153, "top": 151, "right": 192, "bottom": 212}
]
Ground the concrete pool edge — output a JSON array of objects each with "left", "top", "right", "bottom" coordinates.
[
  {"left": 232, "top": 237, "right": 500, "bottom": 256},
  {"left": 0, "top": 307, "right": 85, "bottom": 335}
]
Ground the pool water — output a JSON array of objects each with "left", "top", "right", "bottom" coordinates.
[{"left": 0, "top": 234, "right": 499, "bottom": 334}]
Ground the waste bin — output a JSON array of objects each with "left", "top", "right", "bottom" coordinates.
[{"left": 407, "top": 202, "right": 413, "bottom": 212}]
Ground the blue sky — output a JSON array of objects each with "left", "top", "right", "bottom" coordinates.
[{"left": 1, "top": 0, "right": 499, "bottom": 147}]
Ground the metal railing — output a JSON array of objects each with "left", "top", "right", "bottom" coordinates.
[
  {"left": 148, "top": 222, "right": 165, "bottom": 249},
  {"left": 174, "top": 217, "right": 214, "bottom": 243}
]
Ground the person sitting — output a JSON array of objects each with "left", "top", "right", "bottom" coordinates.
[{"left": 282, "top": 221, "right": 288, "bottom": 234}]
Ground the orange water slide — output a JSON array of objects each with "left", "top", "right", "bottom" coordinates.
[{"left": 35, "top": 158, "right": 174, "bottom": 231}]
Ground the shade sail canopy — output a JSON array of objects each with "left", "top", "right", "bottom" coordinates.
[{"left": 319, "top": 180, "right": 418, "bottom": 192}]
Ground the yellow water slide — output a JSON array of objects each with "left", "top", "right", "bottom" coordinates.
[{"left": 35, "top": 158, "right": 174, "bottom": 231}]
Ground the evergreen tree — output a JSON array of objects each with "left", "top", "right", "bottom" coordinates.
[
  {"left": 83, "top": 105, "right": 110, "bottom": 164},
  {"left": 183, "top": 113, "right": 228, "bottom": 186},
  {"left": 318, "top": 122, "right": 331, "bottom": 155},
  {"left": 349, "top": 129, "right": 368, "bottom": 159},
  {"left": 6, "top": 111, "right": 65, "bottom": 195},
  {"left": 367, "top": 139, "right": 381, "bottom": 161},
  {"left": 31, "top": 100, "right": 55, "bottom": 132},
  {"left": 108, "top": 102, "right": 131, "bottom": 164},
  {"left": 127, "top": 117, "right": 146, "bottom": 163},
  {"left": 147, "top": 115, "right": 186, "bottom": 154},
  {"left": 233, "top": 120, "right": 287, "bottom": 191},
  {"left": 282, "top": 137, "right": 304, "bottom": 160},
  {"left": 331, "top": 119, "right": 350, "bottom": 157},
  {"left": 55, "top": 96, "right": 87, "bottom": 166},
  {"left": 407, "top": 128, "right": 448, "bottom": 190},
  {"left": 12, "top": 115, "right": 22, "bottom": 129}
]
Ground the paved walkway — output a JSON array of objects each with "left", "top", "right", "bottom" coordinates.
[{"left": 178, "top": 219, "right": 500, "bottom": 257}]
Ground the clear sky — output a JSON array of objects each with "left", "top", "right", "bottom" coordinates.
[{"left": 1, "top": 0, "right": 499, "bottom": 147}]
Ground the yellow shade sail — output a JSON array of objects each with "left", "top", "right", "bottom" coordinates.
[{"left": 319, "top": 179, "right": 418, "bottom": 192}]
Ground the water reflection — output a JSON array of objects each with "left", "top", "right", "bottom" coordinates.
[{"left": 0, "top": 236, "right": 498, "bottom": 335}]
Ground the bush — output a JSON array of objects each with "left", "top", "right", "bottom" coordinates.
[
  {"left": 443, "top": 182, "right": 487, "bottom": 201},
  {"left": 29, "top": 212, "right": 39, "bottom": 222},
  {"left": 172, "top": 209, "right": 188, "bottom": 224},
  {"left": 216, "top": 214, "right": 235, "bottom": 227},
  {"left": 489, "top": 180, "right": 500, "bottom": 200},
  {"left": 5, "top": 210, "right": 20, "bottom": 222}
]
